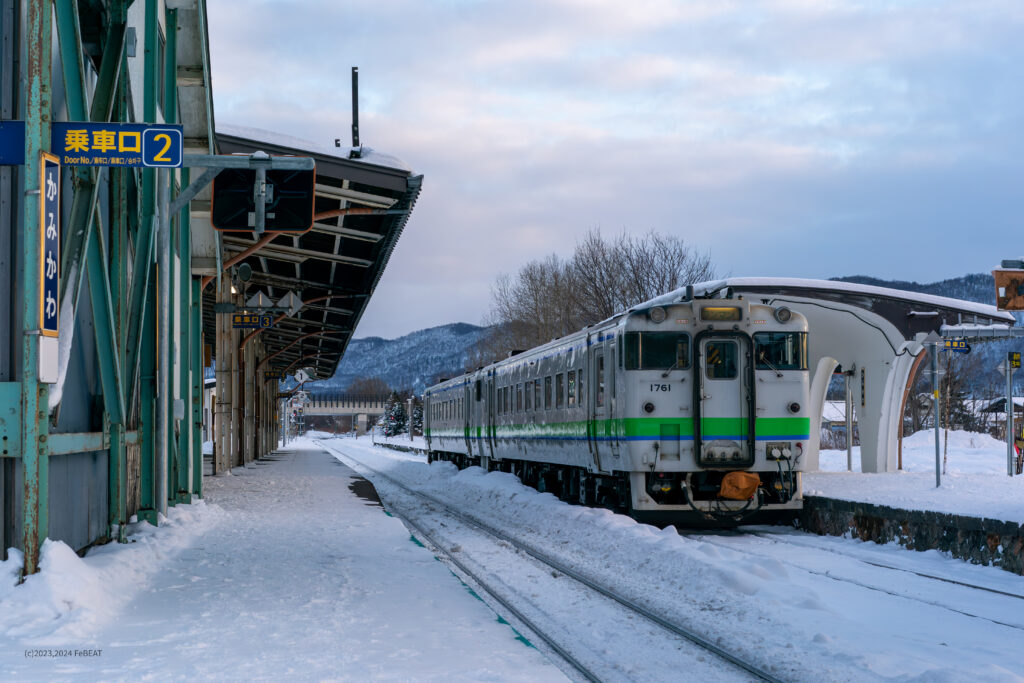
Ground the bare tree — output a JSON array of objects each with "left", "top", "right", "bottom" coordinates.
[{"left": 487, "top": 229, "right": 716, "bottom": 353}]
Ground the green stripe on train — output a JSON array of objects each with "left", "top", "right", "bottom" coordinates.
[{"left": 426, "top": 416, "right": 809, "bottom": 440}]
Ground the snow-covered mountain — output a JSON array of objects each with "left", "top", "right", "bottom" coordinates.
[{"left": 300, "top": 322, "right": 493, "bottom": 395}]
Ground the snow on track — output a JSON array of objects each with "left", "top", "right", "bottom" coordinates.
[
  {"left": 322, "top": 435, "right": 1024, "bottom": 682},
  {"left": 335, "top": 445, "right": 766, "bottom": 682}
]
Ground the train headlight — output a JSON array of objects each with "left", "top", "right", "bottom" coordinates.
[
  {"left": 788, "top": 402, "right": 801, "bottom": 414},
  {"left": 773, "top": 307, "right": 792, "bottom": 323},
  {"left": 649, "top": 306, "right": 667, "bottom": 323},
  {"left": 643, "top": 402, "right": 655, "bottom": 414}
]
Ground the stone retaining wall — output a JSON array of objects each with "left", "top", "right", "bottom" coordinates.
[{"left": 799, "top": 496, "right": 1024, "bottom": 576}]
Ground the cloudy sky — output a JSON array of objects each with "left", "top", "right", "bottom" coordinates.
[{"left": 207, "top": 0, "right": 1024, "bottom": 339}]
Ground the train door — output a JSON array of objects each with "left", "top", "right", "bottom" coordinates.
[
  {"left": 485, "top": 371, "right": 496, "bottom": 459},
  {"left": 695, "top": 333, "right": 754, "bottom": 466},
  {"left": 589, "top": 335, "right": 607, "bottom": 472},
  {"left": 463, "top": 384, "right": 472, "bottom": 456}
]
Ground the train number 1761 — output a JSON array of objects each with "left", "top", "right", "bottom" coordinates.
[{"left": 650, "top": 384, "right": 671, "bottom": 392}]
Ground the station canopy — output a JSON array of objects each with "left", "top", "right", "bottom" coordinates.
[{"left": 204, "top": 125, "right": 422, "bottom": 380}]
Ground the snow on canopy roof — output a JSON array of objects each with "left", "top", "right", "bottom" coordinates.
[
  {"left": 641, "top": 277, "right": 1015, "bottom": 323},
  {"left": 216, "top": 123, "right": 413, "bottom": 173}
]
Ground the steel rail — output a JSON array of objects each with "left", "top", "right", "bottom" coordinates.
[
  {"left": 743, "top": 530, "right": 1024, "bottom": 601},
  {"left": 318, "top": 440, "right": 786, "bottom": 683},
  {"left": 376, "top": 487, "right": 601, "bottom": 683},
  {"left": 689, "top": 531, "right": 1024, "bottom": 632}
]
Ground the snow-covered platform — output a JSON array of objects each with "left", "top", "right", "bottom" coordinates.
[
  {"left": 0, "top": 445, "right": 564, "bottom": 681},
  {"left": 806, "top": 430, "right": 1024, "bottom": 573}
]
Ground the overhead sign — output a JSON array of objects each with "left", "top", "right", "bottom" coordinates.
[
  {"left": 231, "top": 313, "right": 273, "bottom": 329},
  {"left": 264, "top": 369, "right": 283, "bottom": 380},
  {"left": 40, "top": 152, "right": 60, "bottom": 337},
  {"left": 944, "top": 339, "right": 971, "bottom": 354},
  {"left": 211, "top": 167, "right": 316, "bottom": 232},
  {"left": 51, "top": 122, "right": 183, "bottom": 167},
  {"left": 0, "top": 121, "right": 25, "bottom": 165}
]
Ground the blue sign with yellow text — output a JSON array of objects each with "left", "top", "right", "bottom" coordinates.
[
  {"left": 51, "top": 122, "right": 183, "bottom": 167},
  {"left": 40, "top": 153, "right": 60, "bottom": 336}
]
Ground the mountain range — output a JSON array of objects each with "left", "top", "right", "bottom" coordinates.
[{"left": 299, "top": 273, "right": 1020, "bottom": 397}]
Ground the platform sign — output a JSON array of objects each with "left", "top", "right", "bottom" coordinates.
[
  {"left": 231, "top": 313, "right": 273, "bottom": 329},
  {"left": 0, "top": 121, "right": 25, "bottom": 165},
  {"left": 51, "top": 122, "right": 183, "bottom": 167},
  {"left": 40, "top": 153, "right": 60, "bottom": 337},
  {"left": 1012, "top": 352, "right": 1022, "bottom": 369},
  {"left": 264, "top": 369, "right": 282, "bottom": 380},
  {"left": 944, "top": 339, "right": 970, "bottom": 354}
]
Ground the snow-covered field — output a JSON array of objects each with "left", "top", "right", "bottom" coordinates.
[{"left": 812, "top": 429, "right": 1024, "bottom": 523}]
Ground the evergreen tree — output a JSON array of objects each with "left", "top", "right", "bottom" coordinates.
[
  {"left": 411, "top": 399, "right": 423, "bottom": 436},
  {"left": 382, "top": 392, "right": 408, "bottom": 437}
]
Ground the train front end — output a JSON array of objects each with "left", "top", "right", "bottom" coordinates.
[{"left": 620, "top": 298, "right": 811, "bottom": 524}]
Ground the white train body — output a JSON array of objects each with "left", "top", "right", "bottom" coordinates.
[{"left": 424, "top": 293, "right": 811, "bottom": 524}]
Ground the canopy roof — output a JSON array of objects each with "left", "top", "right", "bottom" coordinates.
[{"left": 204, "top": 126, "right": 423, "bottom": 379}]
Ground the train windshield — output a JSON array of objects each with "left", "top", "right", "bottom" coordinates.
[
  {"left": 754, "top": 332, "right": 808, "bottom": 371},
  {"left": 624, "top": 332, "right": 691, "bottom": 370}
]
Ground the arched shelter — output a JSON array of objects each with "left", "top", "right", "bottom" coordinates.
[{"left": 649, "top": 278, "right": 1016, "bottom": 472}]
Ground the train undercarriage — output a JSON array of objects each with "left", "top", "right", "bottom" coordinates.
[{"left": 427, "top": 450, "right": 800, "bottom": 528}]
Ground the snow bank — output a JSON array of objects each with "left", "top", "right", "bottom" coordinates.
[
  {"left": 0, "top": 500, "right": 224, "bottom": 645},
  {"left": 812, "top": 429, "right": 1024, "bottom": 522}
]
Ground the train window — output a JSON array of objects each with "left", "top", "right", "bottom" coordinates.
[
  {"left": 534, "top": 380, "right": 541, "bottom": 411},
  {"left": 754, "top": 332, "right": 808, "bottom": 371},
  {"left": 578, "top": 372, "right": 584, "bottom": 404},
  {"left": 516, "top": 384, "right": 523, "bottom": 412},
  {"left": 567, "top": 371, "right": 576, "bottom": 405},
  {"left": 556, "top": 374, "right": 565, "bottom": 408},
  {"left": 524, "top": 380, "right": 532, "bottom": 411},
  {"left": 624, "top": 332, "right": 690, "bottom": 371},
  {"left": 705, "top": 340, "right": 739, "bottom": 379},
  {"left": 544, "top": 376, "right": 552, "bottom": 410},
  {"left": 596, "top": 354, "right": 605, "bottom": 407},
  {"left": 475, "top": 380, "right": 482, "bottom": 401}
]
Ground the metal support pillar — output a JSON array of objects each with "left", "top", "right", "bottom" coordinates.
[
  {"left": 844, "top": 372, "right": 853, "bottom": 471},
  {"left": 231, "top": 290, "right": 242, "bottom": 466},
  {"left": 137, "top": 268, "right": 157, "bottom": 524},
  {"left": 931, "top": 345, "right": 941, "bottom": 488},
  {"left": 156, "top": 170, "right": 170, "bottom": 514},
  {"left": 19, "top": 0, "right": 53, "bottom": 578},
  {"left": 191, "top": 278, "right": 202, "bottom": 495},
  {"left": 244, "top": 339, "right": 255, "bottom": 462},
  {"left": 214, "top": 276, "right": 231, "bottom": 473}
]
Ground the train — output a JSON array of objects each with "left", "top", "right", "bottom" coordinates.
[{"left": 423, "top": 285, "right": 812, "bottom": 525}]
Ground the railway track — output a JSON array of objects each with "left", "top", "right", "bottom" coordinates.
[
  {"left": 683, "top": 528, "right": 1024, "bottom": 632},
  {"left": 318, "top": 440, "right": 786, "bottom": 683}
]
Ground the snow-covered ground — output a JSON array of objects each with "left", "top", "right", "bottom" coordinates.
[
  {"left": 3, "top": 429, "right": 1022, "bottom": 681},
  {"left": 812, "top": 429, "right": 1024, "bottom": 523},
  {"left": 320, "top": 435, "right": 1024, "bottom": 682},
  {"left": 0, "top": 446, "right": 563, "bottom": 681}
]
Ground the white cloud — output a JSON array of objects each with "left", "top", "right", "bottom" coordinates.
[{"left": 207, "top": 0, "right": 1024, "bottom": 338}]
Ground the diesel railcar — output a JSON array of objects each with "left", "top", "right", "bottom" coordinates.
[{"left": 424, "top": 289, "right": 811, "bottom": 524}]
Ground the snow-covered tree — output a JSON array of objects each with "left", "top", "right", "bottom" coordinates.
[{"left": 382, "top": 392, "right": 408, "bottom": 437}]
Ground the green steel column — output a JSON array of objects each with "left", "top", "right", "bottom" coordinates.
[
  {"left": 137, "top": 281, "right": 157, "bottom": 526},
  {"left": 108, "top": 48, "right": 130, "bottom": 540},
  {"left": 20, "top": 0, "right": 53, "bottom": 577},
  {"left": 191, "top": 278, "right": 203, "bottom": 497},
  {"left": 136, "top": 0, "right": 159, "bottom": 524}
]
